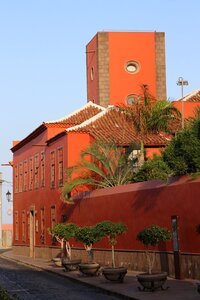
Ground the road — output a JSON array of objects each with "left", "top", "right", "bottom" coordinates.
[{"left": 0, "top": 257, "right": 120, "bottom": 300}]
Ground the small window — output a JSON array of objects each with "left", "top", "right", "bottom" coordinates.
[
  {"left": 14, "top": 165, "right": 18, "bottom": 193},
  {"left": 126, "top": 94, "right": 140, "bottom": 105},
  {"left": 58, "top": 147, "right": 64, "bottom": 187},
  {"left": 91, "top": 67, "right": 94, "bottom": 80},
  {"left": 14, "top": 211, "right": 19, "bottom": 240},
  {"left": 41, "top": 151, "right": 45, "bottom": 187},
  {"left": 50, "top": 151, "right": 56, "bottom": 188},
  {"left": 125, "top": 60, "right": 140, "bottom": 74}
]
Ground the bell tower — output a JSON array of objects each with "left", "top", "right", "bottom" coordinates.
[{"left": 86, "top": 31, "right": 166, "bottom": 107}]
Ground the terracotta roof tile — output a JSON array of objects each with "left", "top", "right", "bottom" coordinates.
[
  {"left": 46, "top": 101, "right": 105, "bottom": 125},
  {"left": 67, "top": 107, "right": 169, "bottom": 146}
]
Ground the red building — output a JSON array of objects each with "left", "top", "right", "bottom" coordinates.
[
  {"left": 11, "top": 32, "right": 200, "bottom": 278},
  {"left": 11, "top": 101, "right": 168, "bottom": 258}
]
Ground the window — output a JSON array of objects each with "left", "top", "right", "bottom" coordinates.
[
  {"left": 50, "top": 205, "right": 56, "bottom": 245},
  {"left": 14, "top": 211, "right": 19, "bottom": 240},
  {"left": 40, "top": 207, "right": 45, "bottom": 244},
  {"left": 34, "top": 154, "right": 39, "bottom": 189},
  {"left": 14, "top": 165, "right": 18, "bottom": 193},
  {"left": 50, "top": 151, "right": 55, "bottom": 188},
  {"left": 58, "top": 147, "right": 63, "bottom": 187},
  {"left": 91, "top": 67, "right": 94, "bottom": 80},
  {"left": 126, "top": 94, "right": 140, "bottom": 105},
  {"left": 27, "top": 215, "right": 30, "bottom": 240},
  {"left": 29, "top": 157, "right": 33, "bottom": 190},
  {"left": 41, "top": 151, "right": 45, "bottom": 187},
  {"left": 23, "top": 160, "right": 28, "bottom": 191},
  {"left": 19, "top": 162, "right": 23, "bottom": 192},
  {"left": 22, "top": 210, "right": 26, "bottom": 241},
  {"left": 125, "top": 60, "right": 140, "bottom": 74}
]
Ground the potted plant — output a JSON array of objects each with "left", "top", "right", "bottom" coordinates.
[
  {"left": 74, "top": 225, "right": 103, "bottom": 276},
  {"left": 96, "top": 221, "right": 127, "bottom": 282},
  {"left": 49, "top": 223, "right": 80, "bottom": 270},
  {"left": 136, "top": 224, "right": 171, "bottom": 292}
]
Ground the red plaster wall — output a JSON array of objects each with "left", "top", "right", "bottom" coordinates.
[
  {"left": 86, "top": 32, "right": 157, "bottom": 106},
  {"left": 12, "top": 129, "right": 69, "bottom": 247},
  {"left": 108, "top": 32, "right": 156, "bottom": 105},
  {"left": 173, "top": 101, "right": 200, "bottom": 119},
  {"left": 66, "top": 176, "right": 200, "bottom": 254},
  {"left": 67, "top": 132, "right": 93, "bottom": 167},
  {"left": 145, "top": 147, "right": 164, "bottom": 159},
  {"left": 12, "top": 130, "right": 96, "bottom": 248}
]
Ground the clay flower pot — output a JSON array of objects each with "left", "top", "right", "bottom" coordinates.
[
  {"left": 78, "top": 263, "right": 100, "bottom": 276},
  {"left": 137, "top": 272, "right": 168, "bottom": 292},
  {"left": 102, "top": 267, "right": 127, "bottom": 282}
]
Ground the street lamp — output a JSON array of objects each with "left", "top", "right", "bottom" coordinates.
[
  {"left": 176, "top": 77, "right": 189, "bottom": 129},
  {"left": 6, "top": 190, "right": 12, "bottom": 202}
]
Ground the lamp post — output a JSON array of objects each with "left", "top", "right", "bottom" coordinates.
[{"left": 176, "top": 77, "right": 188, "bottom": 129}]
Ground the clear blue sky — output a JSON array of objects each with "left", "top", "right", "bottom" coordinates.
[{"left": 0, "top": 0, "right": 199, "bottom": 223}]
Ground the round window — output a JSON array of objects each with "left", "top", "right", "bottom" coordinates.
[
  {"left": 126, "top": 94, "right": 139, "bottom": 105},
  {"left": 125, "top": 61, "right": 140, "bottom": 74}
]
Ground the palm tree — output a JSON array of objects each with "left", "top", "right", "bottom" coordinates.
[
  {"left": 119, "top": 84, "right": 181, "bottom": 134},
  {"left": 62, "top": 141, "right": 138, "bottom": 202}
]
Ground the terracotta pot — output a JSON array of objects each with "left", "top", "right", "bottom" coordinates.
[
  {"left": 137, "top": 272, "right": 168, "bottom": 292},
  {"left": 78, "top": 263, "right": 100, "bottom": 276},
  {"left": 62, "top": 259, "right": 82, "bottom": 272},
  {"left": 102, "top": 267, "right": 127, "bottom": 282}
]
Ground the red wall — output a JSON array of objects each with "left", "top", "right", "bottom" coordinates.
[
  {"left": 66, "top": 176, "right": 200, "bottom": 254},
  {"left": 109, "top": 32, "right": 156, "bottom": 105},
  {"left": 86, "top": 32, "right": 157, "bottom": 107},
  {"left": 173, "top": 101, "right": 200, "bottom": 119},
  {"left": 86, "top": 35, "right": 98, "bottom": 104}
]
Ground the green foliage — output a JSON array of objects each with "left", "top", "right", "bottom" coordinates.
[
  {"left": 0, "top": 287, "right": 12, "bottom": 300},
  {"left": 49, "top": 223, "right": 77, "bottom": 241},
  {"left": 95, "top": 221, "right": 127, "bottom": 268},
  {"left": 95, "top": 221, "right": 127, "bottom": 246},
  {"left": 63, "top": 141, "right": 138, "bottom": 202},
  {"left": 133, "top": 154, "right": 172, "bottom": 182},
  {"left": 118, "top": 85, "right": 181, "bottom": 134},
  {"left": 136, "top": 225, "right": 171, "bottom": 248},
  {"left": 74, "top": 225, "right": 103, "bottom": 247},
  {"left": 163, "top": 127, "right": 200, "bottom": 175}
]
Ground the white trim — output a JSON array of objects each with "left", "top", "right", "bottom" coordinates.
[
  {"left": 46, "top": 101, "right": 105, "bottom": 124},
  {"left": 66, "top": 106, "right": 116, "bottom": 132},
  {"left": 176, "top": 89, "right": 200, "bottom": 102}
]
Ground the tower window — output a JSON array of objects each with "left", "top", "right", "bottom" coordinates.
[
  {"left": 126, "top": 94, "right": 140, "bottom": 105},
  {"left": 125, "top": 61, "right": 140, "bottom": 74},
  {"left": 91, "top": 67, "right": 94, "bottom": 80}
]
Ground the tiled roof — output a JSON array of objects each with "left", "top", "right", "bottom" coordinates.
[
  {"left": 12, "top": 102, "right": 105, "bottom": 152},
  {"left": 176, "top": 89, "right": 200, "bottom": 102},
  {"left": 67, "top": 106, "right": 169, "bottom": 146},
  {"left": 46, "top": 101, "right": 105, "bottom": 125}
]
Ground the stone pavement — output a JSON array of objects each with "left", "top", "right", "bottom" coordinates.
[{"left": 0, "top": 249, "right": 199, "bottom": 300}]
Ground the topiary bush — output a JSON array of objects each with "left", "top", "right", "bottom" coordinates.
[{"left": 136, "top": 225, "right": 171, "bottom": 274}]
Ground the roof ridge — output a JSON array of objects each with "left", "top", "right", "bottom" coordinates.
[
  {"left": 66, "top": 105, "right": 117, "bottom": 132},
  {"left": 46, "top": 101, "right": 105, "bottom": 124},
  {"left": 176, "top": 88, "right": 200, "bottom": 102}
]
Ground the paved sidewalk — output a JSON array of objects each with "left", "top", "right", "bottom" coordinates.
[{"left": 1, "top": 249, "right": 199, "bottom": 300}]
